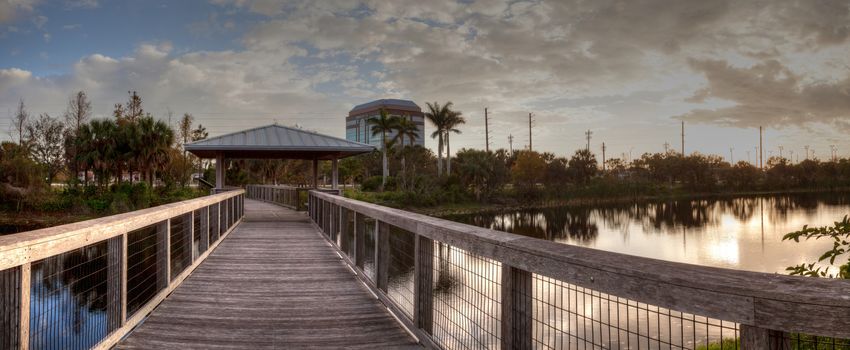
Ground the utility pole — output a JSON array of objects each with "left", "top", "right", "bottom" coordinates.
[
  {"left": 759, "top": 126, "right": 763, "bottom": 170},
  {"left": 747, "top": 150, "right": 751, "bottom": 164},
  {"left": 805, "top": 145, "right": 810, "bottom": 160},
  {"left": 729, "top": 147, "right": 734, "bottom": 163},
  {"left": 508, "top": 134, "right": 514, "bottom": 155},
  {"left": 779, "top": 145, "right": 784, "bottom": 159},
  {"left": 830, "top": 145, "right": 837, "bottom": 162},
  {"left": 663, "top": 142, "right": 670, "bottom": 154},
  {"left": 602, "top": 142, "right": 607, "bottom": 171},
  {"left": 681, "top": 121, "right": 685, "bottom": 155},
  {"left": 585, "top": 130, "right": 592, "bottom": 152},
  {"left": 789, "top": 150, "right": 794, "bottom": 164},
  {"left": 528, "top": 112, "right": 533, "bottom": 151},
  {"left": 484, "top": 107, "right": 490, "bottom": 152}
]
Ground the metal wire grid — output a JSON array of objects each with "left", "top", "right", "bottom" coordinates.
[
  {"left": 361, "top": 215, "right": 377, "bottom": 282},
  {"left": 340, "top": 208, "right": 355, "bottom": 258},
  {"left": 209, "top": 203, "right": 220, "bottom": 243},
  {"left": 432, "top": 242, "right": 502, "bottom": 350},
  {"left": 29, "top": 238, "right": 120, "bottom": 350},
  {"left": 126, "top": 224, "right": 166, "bottom": 318},
  {"left": 221, "top": 199, "right": 230, "bottom": 235},
  {"left": 193, "top": 209, "right": 205, "bottom": 259},
  {"left": 0, "top": 266, "right": 21, "bottom": 350},
  {"left": 169, "top": 214, "right": 193, "bottom": 281},
  {"left": 386, "top": 225, "right": 416, "bottom": 320},
  {"left": 529, "top": 274, "right": 739, "bottom": 350},
  {"left": 771, "top": 333, "right": 850, "bottom": 350}
]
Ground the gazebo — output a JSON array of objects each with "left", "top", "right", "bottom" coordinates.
[{"left": 184, "top": 124, "right": 375, "bottom": 190}]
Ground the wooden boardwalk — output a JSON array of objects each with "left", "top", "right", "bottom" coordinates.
[{"left": 116, "top": 199, "right": 421, "bottom": 349}]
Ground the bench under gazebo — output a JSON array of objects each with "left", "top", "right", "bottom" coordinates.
[{"left": 184, "top": 124, "right": 375, "bottom": 191}]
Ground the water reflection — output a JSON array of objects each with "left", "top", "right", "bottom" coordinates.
[{"left": 445, "top": 192, "right": 850, "bottom": 273}]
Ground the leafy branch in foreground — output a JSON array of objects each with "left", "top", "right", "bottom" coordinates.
[{"left": 782, "top": 215, "right": 850, "bottom": 279}]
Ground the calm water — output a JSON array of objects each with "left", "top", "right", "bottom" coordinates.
[{"left": 444, "top": 192, "right": 850, "bottom": 274}]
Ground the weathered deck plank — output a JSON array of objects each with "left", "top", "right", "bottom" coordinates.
[{"left": 116, "top": 199, "right": 420, "bottom": 349}]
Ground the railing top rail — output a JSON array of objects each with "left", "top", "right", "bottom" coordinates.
[
  {"left": 0, "top": 189, "right": 244, "bottom": 271},
  {"left": 310, "top": 190, "right": 850, "bottom": 338}
]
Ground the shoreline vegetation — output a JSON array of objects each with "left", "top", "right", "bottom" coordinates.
[{"left": 347, "top": 186, "right": 850, "bottom": 217}]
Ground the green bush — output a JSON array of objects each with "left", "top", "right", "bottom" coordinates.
[{"left": 362, "top": 176, "right": 397, "bottom": 191}]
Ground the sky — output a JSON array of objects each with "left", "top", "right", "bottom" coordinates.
[{"left": 1, "top": 0, "right": 849, "bottom": 163}]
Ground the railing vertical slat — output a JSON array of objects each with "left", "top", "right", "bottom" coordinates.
[
  {"left": 414, "top": 235, "right": 434, "bottom": 334},
  {"left": 501, "top": 264, "right": 532, "bottom": 350},
  {"left": 18, "top": 263, "right": 30, "bottom": 350},
  {"left": 376, "top": 222, "right": 390, "bottom": 292},
  {"left": 121, "top": 232, "right": 128, "bottom": 325}
]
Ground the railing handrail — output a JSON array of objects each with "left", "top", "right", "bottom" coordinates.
[
  {"left": 0, "top": 190, "right": 244, "bottom": 271},
  {"left": 309, "top": 190, "right": 850, "bottom": 339}
]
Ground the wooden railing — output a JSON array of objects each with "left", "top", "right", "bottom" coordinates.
[
  {"left": 307, "top": 190, "right": 850, "bottom": 350},
  {"left": 246, "top": 184, "right": 338, "bottom": 211},
  {"left": 0, "top": 190, "right": 245, "bottom": 350}
]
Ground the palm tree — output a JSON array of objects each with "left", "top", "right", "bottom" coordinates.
[
  {"left": 367, "top": 108, "right": 400, "bottom": 189},
  {"left": 444, "top": 110, "right": 466, "bottom": 175},
  {"left": 392, "top": 117, "right": 420, "bottom": 179},
  {"left": 425, "top": 102, "right": 452, "bottom": 176}
]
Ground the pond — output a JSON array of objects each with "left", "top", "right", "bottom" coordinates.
[{"left": 443, "top": 192, "right": 850, "bottom": 274}]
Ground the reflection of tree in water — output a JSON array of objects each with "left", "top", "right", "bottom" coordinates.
[
  {"left": 717, "top": 197, "right": 757, "bottom": 222},
  {"left": 33, "top": 241, "right": 109, "bottom": 336}
]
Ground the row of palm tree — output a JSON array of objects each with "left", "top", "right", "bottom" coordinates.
[
  {"left": 424, "top": 101, "right": 466, "bottom": 176},
  {"left": 72, "top": 116, "right": 174, "bottom": 186},
  {"left": 366, "top": 108, "right": 423, "bottom": 189}
]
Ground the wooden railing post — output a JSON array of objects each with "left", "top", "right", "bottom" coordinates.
[
  {"left": 376, "top": 222, "right": 390, "bottom": 292},
  {"left": 414, "top": 235, "right": 434, "bottom": 334},
  {"left": 501, "top": 264, "right": 532, "bottom": 350},
  {"left": 740, "top": 325, "right": 790, "bottom": 350},
  {"left": 19, "top": 262, "right": 30, "bottom": 350}
]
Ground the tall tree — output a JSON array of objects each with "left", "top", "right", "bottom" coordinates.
[
  {"left": 64, "top": 91, "right": 92, "bottom": 184},
  {"left": 12, "top": 98, "right": 29, "bottom": 146},
  {"left": 367, "top": 108, "right": 400, "bottom": 189},
  {"left": 444, "top": 109, "right": 466, "bottom": 175},
  {"left": 179, "top": 113, "right": 194, "bottom": 156},
  {"left": 26, "top": 114, "right": 66, "bottom": 184},
  {"left": 425, "top": 102, "right": 452, "bottom": 176}
]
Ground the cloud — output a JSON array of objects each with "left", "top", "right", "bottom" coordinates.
[
  {"left": 0, "top": 0, "right": 40, "bottom": 24},
  {"left": 679, "top": 58, "right": 850, "bottom": 129}
]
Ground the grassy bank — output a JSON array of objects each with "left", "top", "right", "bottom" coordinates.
[{"left": 0, "top": 183, "right": 207, "bottom": 234}]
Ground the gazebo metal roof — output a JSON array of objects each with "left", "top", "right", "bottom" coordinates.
[{"left": 185, "top": 124, "right": 375, "bottom": 160}]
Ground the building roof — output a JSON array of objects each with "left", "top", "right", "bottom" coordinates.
[
  {"left": 185, "top": 124, "right": 375, "bottom": 160},
  {"left": 349, "top": 99, "right": 421, "bottom": 116}
]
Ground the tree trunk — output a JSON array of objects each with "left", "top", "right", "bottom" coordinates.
[
  {"left": 446, "top": 133, "right": 452, "bottom": 175},
  {"left": 437, "top": 136, "right": 444, "bottom": 176}
]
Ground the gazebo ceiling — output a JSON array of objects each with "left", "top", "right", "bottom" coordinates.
[{"left": 185, "top": 124, "right": 376, "bottom": 160}]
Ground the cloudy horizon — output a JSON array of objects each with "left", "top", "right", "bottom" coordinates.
[{"left": 1, "top": 0, "right": 848, "bottom": 162}]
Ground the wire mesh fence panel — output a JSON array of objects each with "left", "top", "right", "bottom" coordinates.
[
  {"left": 193, "top": 209, "right": 204, "bottom": 259},
  {"left": 772, "top": 333, "right": 850, "bottom": 350},
  {"left": 0, "top": 266, "right": 21, "bottom": 350},
  {"left": 209, "top": 204, "right": 220, "bottom": 243},
  {"left": 387, "top": 225, "right": 416, "bottom": 320},
  {"left": 29, "top": 237, "right": 121, "bottom": 350},
  {"left": 361, "top": 215, "right": 377, "bottom": 282},
  {"left": 529, "top": 274, "right": 740, "bottom": 350},
  {"left": 126, "top": 224, "right": 166, "bottom": 318},
  {"left": 330, "top": 204, "right": 339, "bottom": 243},
  {"left": 432, "top": 242, "right": 502, "bottom": 350},
  {"left": 341, "top": 208, "right": 355, "bottom": 259},
  {"left": 170, "top": 214, "right": 193, "bottom": 280}
]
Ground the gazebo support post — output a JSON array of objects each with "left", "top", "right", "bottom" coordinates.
[
  {"left": 332, "top": 156, "right": 339, "bottom": 190},
  {"left": 215, "top": 152, "right": 225, "bottom": 190},
  {"left": 312, "top": 158, "right": 318, "bottom": 189}
]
